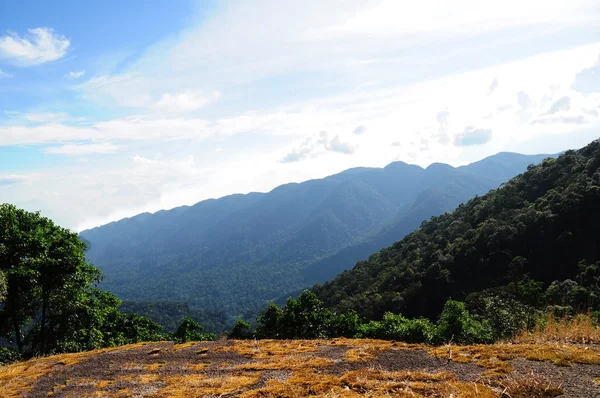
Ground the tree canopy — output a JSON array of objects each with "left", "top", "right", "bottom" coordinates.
[
  {"left": 0, "top": 204, "right": 165, "bottom": 356},
  {"left": 312, "top": 139, "right": 600, "bottom": 328}
]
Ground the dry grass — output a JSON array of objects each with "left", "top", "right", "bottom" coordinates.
[
  {"left": 515, "top": 312, "right": 600, "bottom": 344},
  {"left": 493, "top": 372, "right": 564, "bottom": 397},
  {"left": 431, "top": 341, "right": 600, "bottom": 382},
  {"left": 239, "top": 368, "right": 496, "bottom": 397},
  {"left": 1, "top": 338, "right": 598, "bottom": 397},
  {"left": 0, "top": 347, "right": 120, "bottom": 396},
  {"left": 149, "top": 373, "right": 262, "bottom": 397}
]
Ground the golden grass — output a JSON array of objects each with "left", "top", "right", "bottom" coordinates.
[
  {"left": 344, "top": 347, "right": 377, "bottom": 362},
  {"left": 0, "top": 338, "right": 595, "bottom": 397},
  {"left": 216, "top": 339, "right": 320, "bottom": 359},
  {"left": 430, "top": 341, "right": 600, "bottom": 382},
  {"left": 515, "top": 312, "right": 600, "bottom": 344},
  {"left": 0, "top": 347, "right": 120, "bottom": 397},
  {"left": 150, "top": 372, "right": 262, "bottom": 398},
  {"left": 239, "top": 368, "right": 497, "bottom": 398},
  {"left": 185, "top": 362, "right": 210, "bottom": 372},
  {"left": 236, "top": 355, "right": 334, "bottom": 371}
]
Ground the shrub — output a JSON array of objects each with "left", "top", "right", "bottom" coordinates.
[
  {"left": 173, "top": 317, "right": 216, "bottom": 343},
  {"left": 433, "top": 300, "right": 494, "bottom": 345},
  {"left": 324, "top": 310, "right": 362, "bottom": 338},
  {"left": 229, "top": 318, "right": 253, "bottom": 339},
  {"left": 0, "top": 347, "right": 20, "bottom": 365}
]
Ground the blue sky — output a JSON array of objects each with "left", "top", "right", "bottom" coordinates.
[{"left": 1, "top": 0, "right": 600, "bottom": 231}]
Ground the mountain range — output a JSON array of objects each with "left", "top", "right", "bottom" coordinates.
[
  {"left": 313, "top": 141, "right": 600, "bottom": 326},
  {"left": 80, "top": 151, "right": 552, "bottom": 327}
]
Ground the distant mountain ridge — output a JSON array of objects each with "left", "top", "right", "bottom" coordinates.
[{"left": 80, "top": 151, "right": 552, "bottom": 328}]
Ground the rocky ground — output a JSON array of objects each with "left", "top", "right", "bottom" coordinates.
[{"left": 2, "top": 338, "right": 600, "bottom": 397}]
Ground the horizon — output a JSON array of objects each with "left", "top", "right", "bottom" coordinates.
[
  {"left": 78, "top": 148, "right": 561, "bottom": 233},
  {"left": 1, "top": 1, "right": 599, "bottom": 231}
]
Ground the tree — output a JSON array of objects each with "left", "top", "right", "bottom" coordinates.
[
  {"left": 229, "top": 318, "right": 252, "bottom": 339},
  {"left": 255, "top": 302, "right": 284, "bottom": 339},
  {"left": 0, "top": 203, "right": 165, "bottom": 356},
  {"left": 174, "top": 317, "right": 214, "bottom": 343}
]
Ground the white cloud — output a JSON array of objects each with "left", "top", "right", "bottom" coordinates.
[
  {"left": 544, "top": 96, "right": 571, "bottom": 114},
  {"left": 66, "top": 70, "right": 85, "bottom": 79},
  {"left": 454, "top": 126, "right": 493, "bottom": 146},
  {"left": 488, "top": 78, "right": 499, "bottom": 95},
  {"left": 0, "top": 68, "right": 12, "bottom": 79},
  {"left": 0, "top": 28, "right": 70, "bottom": 66},
  {"left": 44, "top": 142, "right": 122, "bottom": 156},
  {"left": 280, "top": 130, "right": 356, "bottom": 162},
  {"left": 3, "top": 1, "right": 600, "bottom": 230},
  {"left": 353, "top": 124, "right": 367, "bottom": 135},
  {"left": 153, "top": 91, "right": 221, "bottom": 113},
  {"left": 7, "top": 111, "right": 72, "bottom": 124}
]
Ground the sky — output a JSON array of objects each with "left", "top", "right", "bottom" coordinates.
[{"left": 1, "top": 0, "right": 600, "bottom": 231}]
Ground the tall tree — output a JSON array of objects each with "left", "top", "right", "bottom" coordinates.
[{"left": 0, "top": 204, "right": 105, "bottom": 354}]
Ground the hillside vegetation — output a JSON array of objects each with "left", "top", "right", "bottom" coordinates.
[
  {"left": 79, "top": 153, "right": 548, "bottom": 327},
  {"left": 313, "top": 139, "right": 600, "bottom": 337}
]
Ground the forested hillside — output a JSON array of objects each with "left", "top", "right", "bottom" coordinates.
[
  {"left": 313, "top": 139, "right": 600, "bottom": 327},
  {"left": 80, "top": 152, "right": 549, "bottom": 328}
]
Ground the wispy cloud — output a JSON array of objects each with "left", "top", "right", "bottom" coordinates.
[
  {"left": 0, "top": 28, "right": 70, "bottom": 66},
  {"left": 44, "top": 142, "right": 122, "bottom": 156},
  {"left": 454, "top": 126, "right": 492, "bottom": 146},
  {"left": 0, "top": 68, "right": 12, "bottom": 79},
  {"left": 281, "top": 131, "right": 356, "bottom": 163},
  {"left": 153, "top": 91, "right": 221, "bottom": 113},
  {"left": 66, "top": 70, "right": 85, "bottom": 79},
  {"left": 0, "top": 175, "right": 27, "bottom": 186},
  {"left": 353, "top": 125, "right": 367, "bottom": 135},
  {"left": 543, "top": 96, "right": 571, "bottom": 115}
]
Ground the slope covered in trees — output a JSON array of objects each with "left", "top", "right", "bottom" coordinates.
[
  {"left": 80, "top": 152, "right": 549, "bottom": 327},
  {"left": 313, "top": 139, "right": 600, "bottom": 329}
]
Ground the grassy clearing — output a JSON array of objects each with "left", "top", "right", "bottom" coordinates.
[{"left": 0, "top": 339, "right": 594, "bottom": 397}]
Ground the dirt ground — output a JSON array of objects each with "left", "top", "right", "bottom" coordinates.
[{"left": 2, "top": 338, "right": 600, "bottom": 397}]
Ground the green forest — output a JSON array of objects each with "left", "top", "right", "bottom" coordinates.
[
  {"left": 79, "top": 152, "right": 548, "bottom": 326},
  {"left": 2, "top": 138, "right": 600, "bottom": 365},
  {"left": 312, "top": 138, "right": 600, "bottom": 338}
]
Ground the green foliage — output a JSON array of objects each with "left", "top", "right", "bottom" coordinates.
[
  {"left": 255, "top": 302, "right": 284, "bottom": 339},
  {"left": 229, "top": 318, "right": 253, "bottom": 339},
  {"left": 279, "top": 291, "right": 329, "bottom": 339},
  {"left": 325, "top": 310, "right": 362, "bottom": 338},
  {"left": 0, "top": 347, "right": 20, "bottom": 365},
  {"left": 119, "top": 300, "right": 228, "bottom": 333},
  {"left": 432, "top": 300, "right": 494, "bottom": 345},
  {"left": 358, "top": 312, "right": 435, "bottom": 343},
  {"left": 314, "top": 140, "right": 600, "bottom": 338},
  {"left": 0, "top": 203, "right": 169, "bottom": 356},
  {"left": 173, "top": 317, "right": 216, "bottom": 343}
]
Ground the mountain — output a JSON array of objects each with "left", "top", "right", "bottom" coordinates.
[
  {"left": 312, "top": 140, "right": 600, "bottom": 322},
  {"left": 80, "top": 152, "right": 550, "bottom": 327}
]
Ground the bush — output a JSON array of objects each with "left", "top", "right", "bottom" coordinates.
[
  {"left": 357, "top": 313, "right": 434, "bottom": 343},
  {"left": 229, "top": 318, "right": 253, "bottom": 339},
  {"left": 255, "top": 302, "right": 284, "bottom": 339},
  {"left": 433, "top": 300, "right": 494, "bottom": 345},
  {"left": 325, "top": 310, "right": 362, "bottom": 338},
  {"left": 173, "top": 317, "right": 216, "bottom": 343},
  {"left": 0, "top": 347, "right": 20, "bottom": 365}
]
